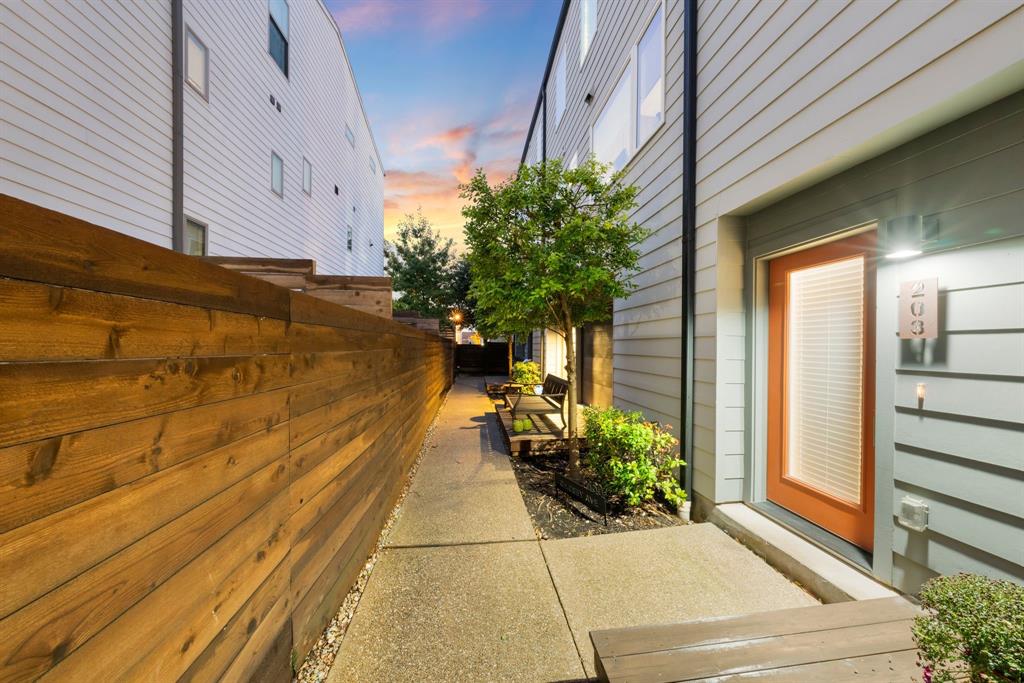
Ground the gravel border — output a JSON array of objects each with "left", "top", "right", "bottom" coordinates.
[{"left": 293, "top": 392, "right": 450, "bottom": 683}]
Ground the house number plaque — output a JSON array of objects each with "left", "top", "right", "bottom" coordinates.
[{"left": 899, "top": 278, "right": 938, "bottom": 339}]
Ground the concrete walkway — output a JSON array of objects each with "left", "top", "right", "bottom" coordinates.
[{"left": 329, "top": 378, "right": 816, "bottom": 682}]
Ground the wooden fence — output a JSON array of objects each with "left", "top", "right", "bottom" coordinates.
[{"left": 0, "top": 195, "right": 454, "bottom": 681}]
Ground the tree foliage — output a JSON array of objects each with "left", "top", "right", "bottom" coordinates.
[
  {"left": 384, "top": 211, "right": 457, "bottom": 320},
  {"left": 461, "top": 157, "right": 647, "bottom": 471}
]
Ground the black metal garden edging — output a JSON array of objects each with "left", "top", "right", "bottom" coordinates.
[{"left": 555, "top": 472, "right": 608, "bottom": 525}]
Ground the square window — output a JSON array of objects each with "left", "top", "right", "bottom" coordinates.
[
  {"left": 636, "top": 7, "right": 664, "bottom": 147},
  {"left": 593, "top": 66, "right": 630, "bottom": 172},
  {"left": 268, "top": 0, "right": 289, "bottom": 76},
  {"left": 345, "top": 124, "right": 355, "bottom": 147},
  {"left": 185, "top": 218, "right": 206, "bottom": 256},
  {"left": 271, "top": 152, "right": 284, "bottom": 196},
  {"left": 186, "top": 29, "right": 208, "bottom": 98},
  {"left": 580, "top": 0, "right": 596, "bottom": 67},
  {"left": 302, "top": 157, "right": 312, "bottom": 195}
]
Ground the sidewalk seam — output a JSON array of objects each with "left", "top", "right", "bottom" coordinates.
[{"left": 538, "top": 539, "right": 588, "bottom": 675}]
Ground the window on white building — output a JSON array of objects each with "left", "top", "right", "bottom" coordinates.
[
  {"left": 636, "top": 7, "right": 664, "bottom": 147},
  {"left": 185, "top": 29, "right": 208, "bottom": 98},
  {"left": 554, "top": 49, "right": 566, "bottom": 126},
  {"left": 268, "top": 0, "right": 289, "bottom": 76},
  {"left": 271, "top": 152, "right": 283, "bottom": 196},
  {"left": 345, "top": 124, "right": 355, "bottom": 147},
  {"left": 185, "top": 218, "right": 207, "bottom": 256},
  {"left": 302, "top": 157, "right": 312, "bottom": 195},
  {"left": 580, "top": 0, "right": 597, "bottom": 67},
  {"left": 592, "top": 66, "right": 630, "bottom": 172},
  {"left": 346, "top": 225, "right": 353, "bottom": 251}
]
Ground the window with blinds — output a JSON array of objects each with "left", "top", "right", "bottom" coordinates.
[{"left": 785, "top": 255, "right": 865, "bottom": 504}]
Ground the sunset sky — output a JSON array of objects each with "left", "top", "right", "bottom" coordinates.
[{"left": 325, "top": 0, "right": 561, "bottom": 250}]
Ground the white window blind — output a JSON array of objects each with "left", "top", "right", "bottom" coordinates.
[{"left": 786, "top": 256, "right": 865, "bottom": 504}]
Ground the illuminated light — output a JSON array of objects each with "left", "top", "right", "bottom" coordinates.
[{"left": 885, "top": 249, "right": 922, "bottom": 260}]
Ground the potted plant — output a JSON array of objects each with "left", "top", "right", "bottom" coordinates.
[
  {"left": 913, "top": 573, "right": 1023, "bottom": 682},
  {"left": 581, "top": 406, "right": 685, "bottom": 510},
  {"left": 511, "top": 360, "right": 542, "bottom": 393}
]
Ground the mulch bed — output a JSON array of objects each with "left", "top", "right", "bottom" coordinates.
[{"left": 509, "top": 452, "right": 684, "bottom": 540}]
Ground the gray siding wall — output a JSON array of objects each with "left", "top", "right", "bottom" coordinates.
[
  {"left": 1, "top": 0, "right": 174, "bottom": 245},
  {"left": 1, "top": 0, "right": 384, "bottom": 276},
  {"left": 182, "top": 0, "right": 385, "bottom": 276},
  {"left": 526, "top": 0, "right": 685, "bottom": 431},
  {"left": 744, "top": 92, "right": 1024, "bottom": 592},
  {"left": 694, "top": 0, "right": 1024, "bottom": 503}
]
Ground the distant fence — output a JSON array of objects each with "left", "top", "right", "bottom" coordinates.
[
  {"left": 0, "top": 195, "right": 453, "bottom": 680},
  {"left": 456, "top": 341, "right": 509, "bottom": 375}
]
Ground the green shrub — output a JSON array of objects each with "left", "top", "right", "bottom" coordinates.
[
  {"left": 582, "top": 406, "right": 685, "bottom": 509},
  {"left": 912, "top": 573, "right": 1024, "bottom": 683},
  {"left": 511, "top": 360, "right": 542, "bottom": 386}
]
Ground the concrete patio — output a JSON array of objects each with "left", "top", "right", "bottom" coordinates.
[{"left": 328, "top": 377, "right": 817, "bottom": 682}]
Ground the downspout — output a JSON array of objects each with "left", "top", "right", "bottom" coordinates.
[
  {"left": 171, "top": 0, "right": 184, "bottom": 252},
  {"left": 681, "top": 0, "right": 698, "bottom": 507}
]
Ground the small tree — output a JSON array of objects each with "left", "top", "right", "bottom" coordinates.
[
  {"left": 461, "top": 157, "right": 646, "bottom": 472},
  {"left": 385, "top": 211, "right": 456, "bottom": 320}
]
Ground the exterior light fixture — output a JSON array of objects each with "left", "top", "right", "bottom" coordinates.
[{"left": 883, "top": 215, "right": 938, "bottom": 259}]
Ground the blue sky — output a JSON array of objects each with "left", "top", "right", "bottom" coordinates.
[{"left": 324, "top": 0, "right": 561, "bottom": 247}]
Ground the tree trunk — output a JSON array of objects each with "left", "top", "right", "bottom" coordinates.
[
  {"left": 564, "top": 324, "right": 580, "bottom": 475},
  {"left": 507, "top": 336, "right": 514, "bottom": 377}
]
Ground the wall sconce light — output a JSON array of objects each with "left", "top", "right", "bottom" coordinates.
[{"left": 883, "top": 215, "right": 939, "bottom": 259}]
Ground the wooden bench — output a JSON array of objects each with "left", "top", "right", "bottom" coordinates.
[
  {"left": 590, "top": 596, "right": 922, "bottom": 682},
  {"left": 507, "top": 374, "right": 568, "bottom": 426}
]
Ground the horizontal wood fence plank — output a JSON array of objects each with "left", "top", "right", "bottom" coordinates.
[
  {"left": 0, "top": 455, "right": 289, "bottom": 681},
  {"left": 0, "top": 355, "right": 293, "bottom": 448},
  {"left": 0, "top": 389, "right": 289, "bottom": 533},
  {"left": 0, "top": 277, "right": 290, "bottom": 362},
  {"left": 0, "top": 195, "right": 290, "bottom": 320},
  {"left": 45, "top": 490, "right": 291, "bottom": 681},
  {"left": 0, "top": 425, "right": 289, "bottom": 617}
]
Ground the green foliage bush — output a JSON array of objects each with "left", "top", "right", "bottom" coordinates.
[
  {"left": 582, "top": 406, "right": 685, "bottom": 509},
  {"left": 912, "top": 573, "right": 1024, "bottom": 683},
  {"left": 511, "top": 360, "right": 542, "bottom": 386}
]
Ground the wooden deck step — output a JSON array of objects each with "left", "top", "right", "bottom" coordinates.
[{"left": 591, "top": 597, "right": 922, "bottom": 682}]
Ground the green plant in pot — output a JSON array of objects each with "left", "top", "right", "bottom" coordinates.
[
  {"left": 511, "top": 360, "right": 542, "bottom": 389},
  {"left": 912, "top": 573, "right": 1023, "bottom": 682},
  {"left": 582, "top": 406, "right": 685, "bottom": 510}
]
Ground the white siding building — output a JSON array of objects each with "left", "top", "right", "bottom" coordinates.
[
  {"left": 524, "top": 0, "right": 1024, "bottom": 593},
  {"left": 2, "top": 0, "right": 385, "bottom": 276}
]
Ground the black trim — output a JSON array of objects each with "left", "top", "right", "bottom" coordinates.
[
  {"left": 171, "top": 0, "right": 184, "bottom": 253},
  {"left": 681, "top": 0, "right": 697, "bottom": 500},
  {"left": 520, "top": 0, "right": 571, "bottom": 166}
]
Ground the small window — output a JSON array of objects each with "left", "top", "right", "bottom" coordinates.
[
  {"left": 346, "top": 225, "right": 353, "bottom": 251},
  {"left": 636, "top": 7, "right": 664, "bottom": 147},
  {"left": 271, "top": 152, "right": 283, "bottom": 196},
  {"left": 185, "top": 218, "right": 207, "bottom": 256},
  {"left": 580, "top": 0, "right": 597, "bottom": 67},
  {"left": 593, "top": 66, "right": 630, "bottom": 172},
  {"left": 302, "top": 157, "right": 312, "bottom": 195},
  {"left": 554, "top": 49, "right": 566, "bottom": 126},
  {"left": 369, "top": 156, "right": 377, "bottom": 174},
  {"left": 185, "top": 29, "right": 208, "bottom": 98},
  {"left": 345, "top": 124, "right": 355, "bottom": 147},
  {"left": 268, "top": 0, "right": 289, "bottom": 76}
]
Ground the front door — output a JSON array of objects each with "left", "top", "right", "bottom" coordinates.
[{"left": 767, "top": 232, "right": 876, "bottom": 551}]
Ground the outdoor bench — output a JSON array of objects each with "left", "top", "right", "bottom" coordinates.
[{"left": 508, "top": 374, "right": 568, "bottom": 426}]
